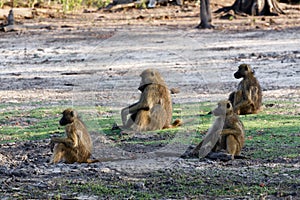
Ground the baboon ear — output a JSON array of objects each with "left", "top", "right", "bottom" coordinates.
[
  {"left": 151, "top": 71, "right": 155, "bottom": 76},
  {"left": 227, "top": 103, "right": 231, "bottom": 109},
  {"left": 244, "top": 65, "right": 249, "bottom": 71}
]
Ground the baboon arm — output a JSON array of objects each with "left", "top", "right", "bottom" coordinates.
[
  {"left": 128, "top": 102, "right": 146, "bottom": 113},
  {"left": 234, "top": 89, "right": 253, "bottom": 111},
  {"left": 221, "top": 128, "right": 242, "bottom": 136},
  {"left": 121, "top": 102, "right": 139, "bottom": 125},
  {"left": 51, "top": 136, "right": 77, "bottom": 148},
  {"left": 128, "top": 93, "right": 150, "bottom": 114}
]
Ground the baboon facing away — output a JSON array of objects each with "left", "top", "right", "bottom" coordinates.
[
  {"left": 50, "top": 108, "right": 98, "bottom": 164},
  {"left": 183, "top": 100, "right": 245, "bottom": 160},
  {"left": 121, "top": 69, "right": 181, "bottom": 132},
  {"left": 229, "top": 64, "right": 262, "bottom": 115}
]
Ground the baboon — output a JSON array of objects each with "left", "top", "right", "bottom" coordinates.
[
  {"left": 211, "top": 100, "right": 245, "bottom": 159},
  {"left": 183, "top": 100, "right": 245, "bottom": 160},
  {"left": 50, "top": 108, "right": 98, "bottom": 164},
  {"left": 121, "top": 69, "right": 182, "bottom": 132},
  {"left": 229, "top": 64, "right": 262, "bottom": 115}
]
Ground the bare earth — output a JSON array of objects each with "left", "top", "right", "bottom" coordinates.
[{"left": 0, "top": 0, "right": 300, "bottom": 199}]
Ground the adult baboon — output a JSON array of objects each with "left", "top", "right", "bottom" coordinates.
[
  {"left": 229, "top": 64, "right": 262, "bottom": 115},
  {"left": 182, "top": 100, "right": 245, "bottom": 160},
  {"left": 121, "top": 69, "right": 181, "bottom": 132},
  {"left": 50, "top": 108, "right": 98, "bottom": 164}
]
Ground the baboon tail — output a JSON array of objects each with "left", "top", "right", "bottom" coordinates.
[
  {"left": 171, "top": 119, "right": 182, "bottom": 127},
  {"left": 163, "top": 119, "right": 184, "bottom": 129},
  {"left": 86, "top": 158, "right": 100, "bottom": 163}
]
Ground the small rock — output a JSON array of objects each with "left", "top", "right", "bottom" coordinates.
[
  {"left": 100, "top": 167, "right": 111, "bottom": 173},
  {"left": 134, "top": 182, "right": 146, "bottom": 190}
]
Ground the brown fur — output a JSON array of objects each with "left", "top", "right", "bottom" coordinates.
[
  {"left": 188, "top": 100, "right": 245, "bottom": 160},
  {"left": 121, "top": 69, "right": 181, "bottom": 131},
  {"left": 212, "top": 100, "right": 245, "bottom": 159},
  {"left": 50, "top": 108, "right": 98, "bottom": 164},
  {"left": 229, "top": 64, "right": 262, "bottom": 115}
]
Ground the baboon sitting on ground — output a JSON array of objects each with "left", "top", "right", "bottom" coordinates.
[
  {"left": 121, "top": 69, "right": 181, "bottom": 132},
  {"left": 229, "top": 64, "right": 262, "bottom": 115},
  {"left": 50, "top": 108, "right": 98, "bottom": 164},
  {"left": 182, "top": 100, "right": 245, "bottom": 160}
]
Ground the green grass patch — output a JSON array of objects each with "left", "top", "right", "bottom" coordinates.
[
  {"left": 239, "top": 101, "right": 300, "bottom": 160},
  {"left": 1, "top": 100, "right": 299, "bottom": 198},
  {"left": 0, "top": 103, "right": 65, "bottom": 143},
  {"left": 0, "top": 100, "right": 299, "bottom": 160}
]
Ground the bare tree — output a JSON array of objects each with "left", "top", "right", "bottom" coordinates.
[{"left": 197, "top": 0, "right": 214, "bottom": 29}]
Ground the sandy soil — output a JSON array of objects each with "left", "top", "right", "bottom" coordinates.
[{"left": 0, "top": 0, "right": 299, "bottom": 199}]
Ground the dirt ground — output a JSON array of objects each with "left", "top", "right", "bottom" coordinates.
[{"left": 0, "top": 0, "right": 300, "bottom": 199}]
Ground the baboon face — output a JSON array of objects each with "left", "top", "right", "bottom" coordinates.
[
  {"left": 59, "top": 108, "right": 77, "bottom": 126},
  {"left": 234, "top": 64, "right": 253, "bottom": 79},
  {"left": 138, "top": 69, "right": 165, "bottom": 91},
  {"left": 213, "top": 100, "right": 232, "bottom": 116}
]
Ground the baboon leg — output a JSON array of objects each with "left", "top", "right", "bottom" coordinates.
[
  {"left": 134, "top": 110, "right": 150, "bottom": 131},
  {"left": 148, "top": 104, "right": 166, "bottom": 131},
  {"left": 64, "top": 148, "right": 79, "bottom": 164},
  {"left": 124, "top": 113, "right": 137, "bottom": 129},
  {"left": 124, "top": 111, "right": 149, "bottom": 131},
  {"left": 51, "top": 143, "right": 66, "bottom": 164},
  {"left": 234, "top": 90, "right": 243, "bottom": 105},
  {"left": 191, "top": 140, "right": 203, "bottom": 156},
  {"left": 226, "top": 135, "right": 238, "bottom": 160},
  {"left": 212, "top": 136, "right": 226, "bottom": 152},
  {"left": 122, "top": 102, "right": 139, "bottom": 126},
  {"left": 232, "top": 90, "right": 244, "bottom": 114}
]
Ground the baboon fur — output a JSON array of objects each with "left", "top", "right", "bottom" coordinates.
[
  {"left": 229, "top": 64, "right": 262, "bottom": 115},
  {"left": 212, "top": 100, "right": 245, "bottom": 159},
  {"left": 50, "top": 108, "right": 97, "bottom": 164},
  {"left": 189, "top": 100, "right": 245, "bottom": 160},
  {"left": 121, "top": 69, "right": 181, "bottom": 132}
]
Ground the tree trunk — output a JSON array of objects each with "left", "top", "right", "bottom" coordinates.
[
  {"left": 216, "top": 0, "right": 284, "bottom": 16},
  {"left": 197, "top": 0, "right": 214, "bottom": 29}
]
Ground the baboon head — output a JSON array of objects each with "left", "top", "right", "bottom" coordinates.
[
  {"left": 212, "top": 100, "right": 233, "bottom": 117},
  {"left": 234, "top": 64, "right": 254, "bottom": 79},
  {"left": 59, "top": 108, "right": 77, "bottom": 126},
  {"left": 138, "top": 69, "right": 166, "bottom": 91}
]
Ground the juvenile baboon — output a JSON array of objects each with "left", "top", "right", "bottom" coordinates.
[
  {"left": 183, "top": 100, "right": 245, "bottom": 160},
  {"left": 121, "top": 69, "right": 182, "bottom": 132},
  {"left": 50, "top": 108, "right": 98, "bottom": 164},
  {"left": 229, "top": 64, "right": 262, "bottom": 115}
]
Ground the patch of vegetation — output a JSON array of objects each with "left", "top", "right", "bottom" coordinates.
[
  {"left": 0, "top": 103, "right": 65, "bottom": 143},
  {"left": 65, "top": 165, "right": 299, "bottom": 199},
  {"left": 0, "top": 0, "right": 111, "bottom": 11},
  {"left": 241, "top": 101, "right": 300, "bottom": 160},
  {"left": 1, "top": 101, "right": 299, "bottom": 161},
  {"left": 0, "top": 100, "right": 299, "bottom": 198}
]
